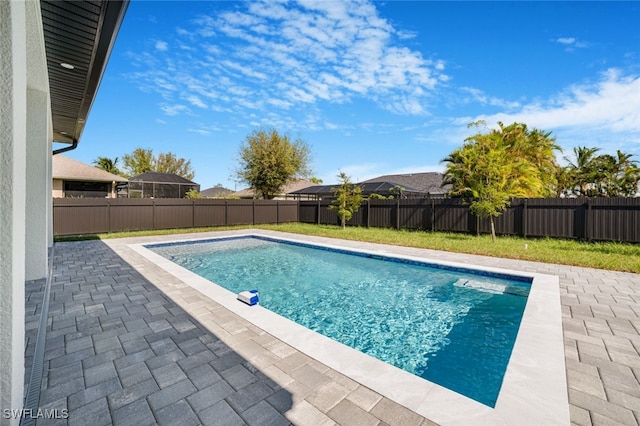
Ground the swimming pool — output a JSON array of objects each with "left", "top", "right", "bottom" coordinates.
[
  {"left": 148, "top": 235, "right": 530, "bottom": 407},
  {"left": 125, "top": 231, "right": 569, "bottom": 425}
]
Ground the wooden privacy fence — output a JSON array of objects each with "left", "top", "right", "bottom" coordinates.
[
  {"left": 300, "top": 197, "right": 640, "bottom": 243},
  {"left": 54, "top": 197, "right": 640, "bottom": 242},
  {"left": 53, "top": 198, "right": 299, "bottom": 236}
]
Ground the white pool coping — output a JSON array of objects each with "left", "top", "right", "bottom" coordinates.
[{"left": 127, "top": 231, "right": 569, "bottom": 426}]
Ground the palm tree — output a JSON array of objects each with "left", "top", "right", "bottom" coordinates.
[
  {"left": 93, "top": 156, "right": 122, "bottom": 176},
  {"left": 442, "top": 121, "right": 560, "bottom": 199},
  {"left": 600, "top": 150, "right": 640, "bottom": 196},
  {"left": 564, "top": 146, "right": 601, "bottom": 196}
]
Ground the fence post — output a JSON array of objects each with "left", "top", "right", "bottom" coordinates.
[
  {"left": 475, "top": 215, "right": 480, "bottom": 236},
  {"left": 317, "top": 200, "right": 321, "bottom": 225},
  {"left": 396, "top": 198, "right": 400, "bottom": 230},
  {"left": 277, "top": 201, "right": 280, "bottom": 224},
  {"left": 585, "top": 199, "right": 591, "bottom": 241},
  {"left": 367, "top": 199, "right": 370, "bottom": 228},
  {"left": 522, "top": 199, "right": 527, "bottom": 238},
  {"left": 431, "top": 198, "right": 435, "bottom": 232},
  {"left": 224, "top": 200, "right": 228, "bottom": 226},
  {"left": 192, "top": 199, "right": 196, "bottom": 228},
  {"left": 107, "top": 198, "right": 111, "bottom": 233},
  {"left": 152, "top": 199, "right": 156, "bottom": 231}
]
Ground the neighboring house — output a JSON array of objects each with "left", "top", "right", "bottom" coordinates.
[
  {"left": 128, "top": 172, "right": 200, "bottom": 198},
  {"left": 52, "top": 155, "right": 128, "bottom": 198},
  {"left": 362, "top": 172, "right": 451, "bottom": 198},
  {"left": 235, "top": 179, "right": 314, "bottom": 199},
  {"left": 289, "top": 181, "right": 429, "bottom": 200},
  {"left": 200, "top": 184, "right": 234, "bottom": 198}
]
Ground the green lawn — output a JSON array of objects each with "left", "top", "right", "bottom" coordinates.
[{"left": 55, "top": 223, "right": 640, "bottom": 273}]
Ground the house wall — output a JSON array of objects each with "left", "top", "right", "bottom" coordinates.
[
  {"left": 52, "top": 178, "right": 64, "bottom": 197},
  {"left": 0, "top": 0, "right": 51, "bottom": 422}
]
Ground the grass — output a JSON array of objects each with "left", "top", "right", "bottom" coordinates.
[{"left": 54, "top": 223, "right": 640, "bottom": 273}]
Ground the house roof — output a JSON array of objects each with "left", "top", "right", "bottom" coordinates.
[
  {"left": 290, "top": 181, "right": 426, "bottom": 196},
  {"left": 128, "top": 172, "right": 198, "bottom": 185},
  {"left": 42, "top": 0, "right": 129, "bottom": 146},
  {"left": 235, "top": 179, "right": 315, "bottom": 198},
  {"left": 362, "top": 172, "right": 451, "bottom": 194},
  {"left": 52, "top": 155, "right": 127, "bottom": 182},
  {"left": 200, "top": 185, "right": 234, "bottom": 198}
]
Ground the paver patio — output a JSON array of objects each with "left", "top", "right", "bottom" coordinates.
[{"left": 24, "top": 229, "right": 640, "bottom": 425}]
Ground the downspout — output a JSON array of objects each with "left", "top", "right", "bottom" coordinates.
[{"left": 52, "top": 138, "right": 78, "bottom": 155}]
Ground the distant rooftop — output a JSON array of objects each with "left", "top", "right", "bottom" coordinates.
[
  {"left": 362, "top": 172, "right": 450, "bottom": 195},
  {"left": 129, "top": 171, "right": 197, "bottom": 185},
  {"left": 235, "top": 179, "right": 314, "bottom": 198},
  {"left": 52, "top": 155, "right": 127, "bottom": 182},
  {"left": 200, "top": 185, "right": 234, "bottom": 198}
]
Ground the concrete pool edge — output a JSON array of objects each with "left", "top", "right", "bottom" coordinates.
[{"left": 119, "top": 230, "right": 569, "bottom": 425}]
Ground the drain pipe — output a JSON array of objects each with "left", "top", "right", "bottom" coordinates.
[{"left": 52, "top": 138, "right": 78, "bottom": 155}]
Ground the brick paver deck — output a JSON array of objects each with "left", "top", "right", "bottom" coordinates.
[{"left": 24, "top": 230, "right": 640, "bottom": 425}]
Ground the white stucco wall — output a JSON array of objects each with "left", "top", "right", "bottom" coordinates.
[
  {"left": 25, "top": 96, "right": 51, "bottom": 280},
  {"left": 0, "top": 1, "right": 28, "bottom": 423},
  {"left": 1, "top": 0, "right": 51, "bottom": 423}
]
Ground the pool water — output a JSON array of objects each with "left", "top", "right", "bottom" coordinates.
[{"left": 149, "top": 236, "right": 531, "bottom": 407}]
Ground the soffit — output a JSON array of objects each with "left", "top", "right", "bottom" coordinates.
[{"left": 41, "top": 0, "right": 128, "bottom": 144}]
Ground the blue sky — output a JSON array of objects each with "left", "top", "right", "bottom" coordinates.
[{"left": 72, "top": 0, "right": 640, "bottom": 190}]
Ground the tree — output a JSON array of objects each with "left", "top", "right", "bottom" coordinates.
[
  {"left": 156, "top": 152, "right": 195, "bottom": 181},
  {"left": 236, "top": 129, "right": 311, "bottom": 199},
  {"left": 329, "top": 172, "right": 363, "bottom": 229},
  {"left": 93, "top": 156, "right": 122, "bottom": 176},
  {"left": 442, "top": 122, "right": 552, "bottom": 241},
  {"left": 442, "top": 121, "right": 561, "bottom": 201},
  {"left": 560, "top": 147, "right": 640, "bottom": 197},
  {"left": 184, "top": 189, "right": 202, "bottom": 199},
  {"left": 122, "top": 148, "right": 195, "bottom": 180}
]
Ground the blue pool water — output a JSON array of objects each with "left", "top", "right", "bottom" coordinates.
[{"left": 149, "top": 236, "right": 531, "bottom": 407}]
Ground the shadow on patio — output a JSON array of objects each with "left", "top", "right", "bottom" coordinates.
[{"left": 24, "top": 240, "right": 293, "bottom": 425}]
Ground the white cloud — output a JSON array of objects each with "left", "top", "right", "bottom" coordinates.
[
  {"left": 160, "top": 104, "right": 188, "bottom": 116},
  {"left": 155, "top": 40, "right": 168, "bottom": 51},
  {"left": 185, "top": 95, "right": 207, "bottom": 109},
  {"left": 555, "top": 36, "right": 588, "bottom": 50},
  {"left": 556, "top": 37, "right": 575, "bottom": 45},
  {"left": 475, "top": 70, "right": 639, "bottom": 132},
  {"left": 459, "top": 87, "right": 521, "bottom": 109},
  {"left": 188, "top": 128, "right": 211, "bottom": 135},
  {"left": 464, "top": 69, "right": 640, "bottom": 152},
  {"left": 129, "top": 0, "right": 447, "bottom": 122}
]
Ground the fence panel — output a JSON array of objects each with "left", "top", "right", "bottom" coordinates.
[
  {"left": 153, "top": 199, "right": 194, "bottom": 230},
  {"left": 253, "top": 200, "right": 278, "bottom": 224},
  {"left": 277, "top": 201, "right": 299, "bottom": 223},
  {"left": 524, "top": 198, "right": 586, "bottom": 239},
  {"left": 225, "top": 200, "right": 255, "bottom": 226},
  {"left": 194, "top": 200, "right": 227, "bottom": 227},
  {"left": 399, "top": 199, "right": 431, "bottom": 230},
  {"left": 109, "top": 199, "right": 154, "bottom": 232},
  {"left": 368, "top": 200, "right": 395, "bottom": 228},
  {"left": 318, "top": 201, "right": 339, "bottom": 225},
  {"left": 589, "top": 198, "right": 640, "bottom": 243},
  {"left": 53, "top": 198, "right": 110, "bottom": 235},
  {"left": 432, "top": 199, "right": 474, "bottom": 233},
  {"left": 299, "top": 202, "right": 318, "bottom": 223}
]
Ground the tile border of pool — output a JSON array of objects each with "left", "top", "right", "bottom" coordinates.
[{"left": 126, "top": 230, "right": 569, "bottom": 425}]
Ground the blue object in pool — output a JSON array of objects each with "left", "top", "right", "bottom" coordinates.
[{"left": 237, "top": 289, "right": 259, "bottom": 306}]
